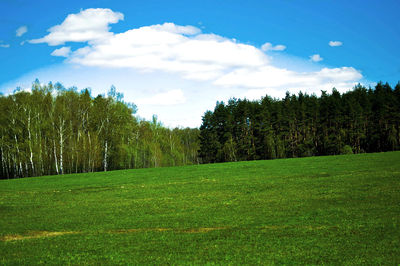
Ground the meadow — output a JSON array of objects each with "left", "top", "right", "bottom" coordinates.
[{"left": 1, "top": 152, "right": 399, "bottom": 264}]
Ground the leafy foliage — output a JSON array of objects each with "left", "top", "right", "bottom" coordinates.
[{"left": 0, "top": 81, "right": 199, "bottom": 179}]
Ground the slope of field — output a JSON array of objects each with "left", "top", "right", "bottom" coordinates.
[{"left": 1, "top": 152, "right": 400, "bottom": 264}]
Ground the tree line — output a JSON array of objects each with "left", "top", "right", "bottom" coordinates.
[
  {"left": 0, "top": 81, "right": 199, "bottom": 179},
  {"left": 2, "top": 80, "right": 399, "bottom": 178},
  {"left": 199, "top": 82, "right": 400, "bottom": 163}
]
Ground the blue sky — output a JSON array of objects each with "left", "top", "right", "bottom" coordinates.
[{"left": 1, "top": 0, "right": 399, "bottom": 127}]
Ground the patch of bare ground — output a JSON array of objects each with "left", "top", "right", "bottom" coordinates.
[
  {"left": 2, "top": 231, "right": 79, "bottom": 241},
  {"left": 1, "top": 227, "right": 229, "bottom": 241}
]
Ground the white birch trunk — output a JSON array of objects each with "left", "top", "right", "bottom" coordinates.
[
  {"left": 19, "top": 161, "right": 23, "bottom": 177},
  {"left": 87, "top": 131, "right": 91, "bottom": 172},
  {"left": 53, "top": 139, "right": 59, "bottom": 175},
  {"left": 59, "top": 121, "right": 64, "bottom": 175},
  {"left": 1, "top": 144, "right": 8, "bottom": 178},
  {"left": 103, "top": 140, "right": 108, "bottom": 172},
  {"left": 27, "top": 113, "right": 35, "bottom": 174},
  {"left": 14, "top": 133, "right": 22, "bottom": 177}
]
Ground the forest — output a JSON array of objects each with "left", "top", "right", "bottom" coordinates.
[
  {"left": 0, "top": 80, "right": 199, "bottom": 179},
  {"left": 199, "top": 82, "right": 400, "bottom": 163},
  {"left": 1, "top": 80, "right": 399, "bottom": 179}
]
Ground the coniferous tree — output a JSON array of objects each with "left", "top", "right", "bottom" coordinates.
[{"left": 199, "top": 82, "right": 400, "bottom": 164}]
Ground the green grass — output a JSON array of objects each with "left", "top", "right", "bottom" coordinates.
[{"left": 1, "top": 152, "right": 400, "bottom": 264}]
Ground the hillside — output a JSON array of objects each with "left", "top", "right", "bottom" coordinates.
[{"left": 1, "top": 152, "right": 400, "bottom": 264}]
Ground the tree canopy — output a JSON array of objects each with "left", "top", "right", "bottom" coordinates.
[
  {"left": 0, "top": 81, "right": 199, "bottom": 179},
  {"left": 2, "top": 80, "right": 399, "bottom": 179},
  {"left": 199, "top": 82, "right": 400, "bottom": 163}
]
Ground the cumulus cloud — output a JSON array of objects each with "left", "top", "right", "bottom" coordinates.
[
  {"left": 329, "top": 41, "right": 343, "bottom": 47},
  {"left": 151, "top": 23, "right": 201, "bottom": 35},
  {"left": 29, "top": 8, "right": 362, "bottom": 100},
  {"left": 310, "top": 54, "right": 323, "bottom": 62},
  {"left": 16, "top": 26, "right": 28, "bottom": 37},
  {"left": 51, "top": 46, "right": 71, "bottom": 57},
  {"left": 136, "top": 89, "right": 186, "bottom": 105},
  {"left": 68, "top": 22, "right": 268, "bottom": 81},
  {"left": 241, "top": 67, "right": 363, "bottom": 100},
  {"left": 29, "top": 8, "right": 123, "bottom": 45},
  {"left": 261, "top": 42, "right": 286, "bottom": 51},
  {"left": 215, "top": 66, "right": 361, "bottom": 91}
]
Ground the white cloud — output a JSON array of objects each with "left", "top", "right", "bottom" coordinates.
[
  {"left": 261, "top": 42, "right": 286, "bottom": 51},
  {"left": 29, "top": 8, "right": 123, "bottom": 45},
  {"left": 136, "top": 89, "right": 186, "bottom": 106},
  {"left": 68, "top": 22, "right": 268, "bottom": 81},
  {"left": 16, "top": 26, "right": 28, "bottom": 37},
  {"left": 215, "top": 66, "right": 361, "bottom": 92},
  {"left": 151, "top": 23, "right": 201, "bottom": 35},
  {"left": 310, "top": 54, "right": 323, "bottom": 62},
  {"left": 30, "top": 8, "right": 360, "bottom": 94},
  {"left": 23, "top": 8, "right": 365, "bottom": 127},
  {"left": 329, "top": 41, "right": 343, "bottom": 47},
  {"left": 51, "top": 46, "right": 71, "bottom": 57},
  {"left": 0, "top": 43, "right": 10, "bottom": 48}
]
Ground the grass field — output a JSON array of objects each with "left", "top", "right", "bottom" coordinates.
[{"left": 1, "top": 152, "right": 400, "bottom": 264}]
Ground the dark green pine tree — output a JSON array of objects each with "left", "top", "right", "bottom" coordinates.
[{"left": 199, "top": 82, "right": 400, "bottom": 164}]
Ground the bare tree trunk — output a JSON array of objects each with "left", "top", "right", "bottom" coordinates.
[
  {"left": 5, "top": 151, "right": 10, "bottom": 179},
  {"left": 103, "top": 140, "right": 108, "bottom": 171},
  {"left": 1, "top": 144, "right": 8, "bottom": 178},
  {"left": 135, "top": 131, "right": 139, "bottom": 168},
  {"left": 38, "top": 126, "right": 43, "bottom": 175},
  {"left": 14, "top": 133, "right": 23, "bottom": 178},
  {"left": 53, "top": 139, "right": 59, "bottom": 175},
  {"left": 59, "top": 119, "right": 64, "bottom": 175},
  {"left": 19, "top": 161, "right": 23, "bottom": 177},
  {"left": 25, "top": 162, "right": 29, "bottom": 176},
  {"left": 88, "top": 131, "right": 91, "bottom": 172},
  {"left": 27, "top": 113, "right": 35, "bottom": 175},
  {"left": 75, "top": 130, "right": 80, "bottom": 173},
  {"left": 169, "top": 133, "right": 175, "bottom": 166}
]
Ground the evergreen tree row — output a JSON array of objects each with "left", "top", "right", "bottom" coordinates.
[
  {"left": 199, "top": 82, "right": 400, "bottom": 163},
  {"left": 0, "top": 81, "right": 199, "bottom": 179}
]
